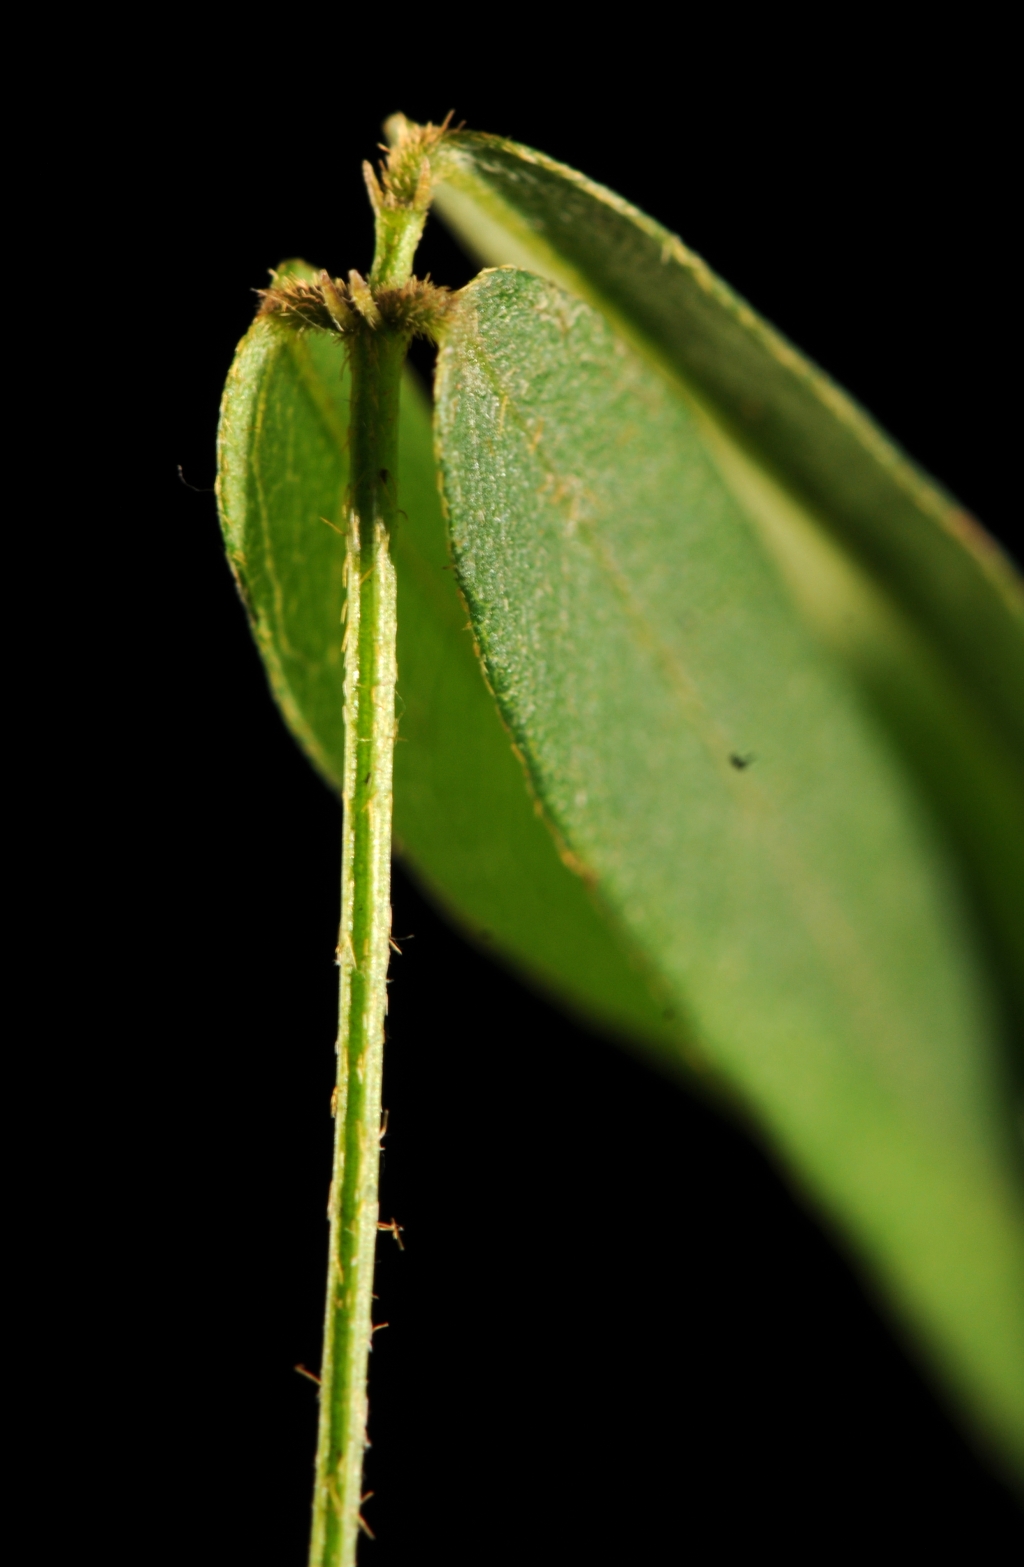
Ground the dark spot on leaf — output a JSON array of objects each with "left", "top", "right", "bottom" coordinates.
[{"left": 730, "top": 752, "right": 755, "bottom": 770}]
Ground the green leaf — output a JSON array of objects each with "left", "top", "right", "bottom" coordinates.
[
  {"left": 427, "top": 126, "right": 1024, "bottom": 1053},
  {"left": 220, "top": 116, "right": 1024, "bottom": 1468},
  {"left": 215, "top": 265, "right": 678, "bottom": 1053},
  {"left": 432, "top": 265, "right": 1024, "bottom": 1473}
]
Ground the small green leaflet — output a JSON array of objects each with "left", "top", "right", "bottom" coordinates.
[{"left": 216, "top": 269, "right": 676, "bottom": 1051}]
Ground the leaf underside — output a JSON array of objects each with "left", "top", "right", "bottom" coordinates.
[{"left": 433, "top": 265, "right": 1024, "bottom": 1473}]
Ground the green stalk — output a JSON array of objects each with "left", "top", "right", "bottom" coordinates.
[
  {"left": 308, "top": 125, "right": 447, "bottom": 1561},
  {"left": 309, "top": 324, "right": 405, "bottom": 1566}
]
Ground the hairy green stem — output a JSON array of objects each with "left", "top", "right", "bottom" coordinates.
[{"left": 309, "top": 324, "right": 406, "bottom": 1566}]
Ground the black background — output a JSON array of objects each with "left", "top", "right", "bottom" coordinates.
[{"left": 62, "top": 21, "right": 1022, "bottom": 1562}]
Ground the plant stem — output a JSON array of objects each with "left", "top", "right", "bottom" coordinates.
[
  {"left": 299, "top": 118, "right": 449, "bottom": 1565},
  {"left": 309, "top": 324, "right": 406, "bottom": 1566}
]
